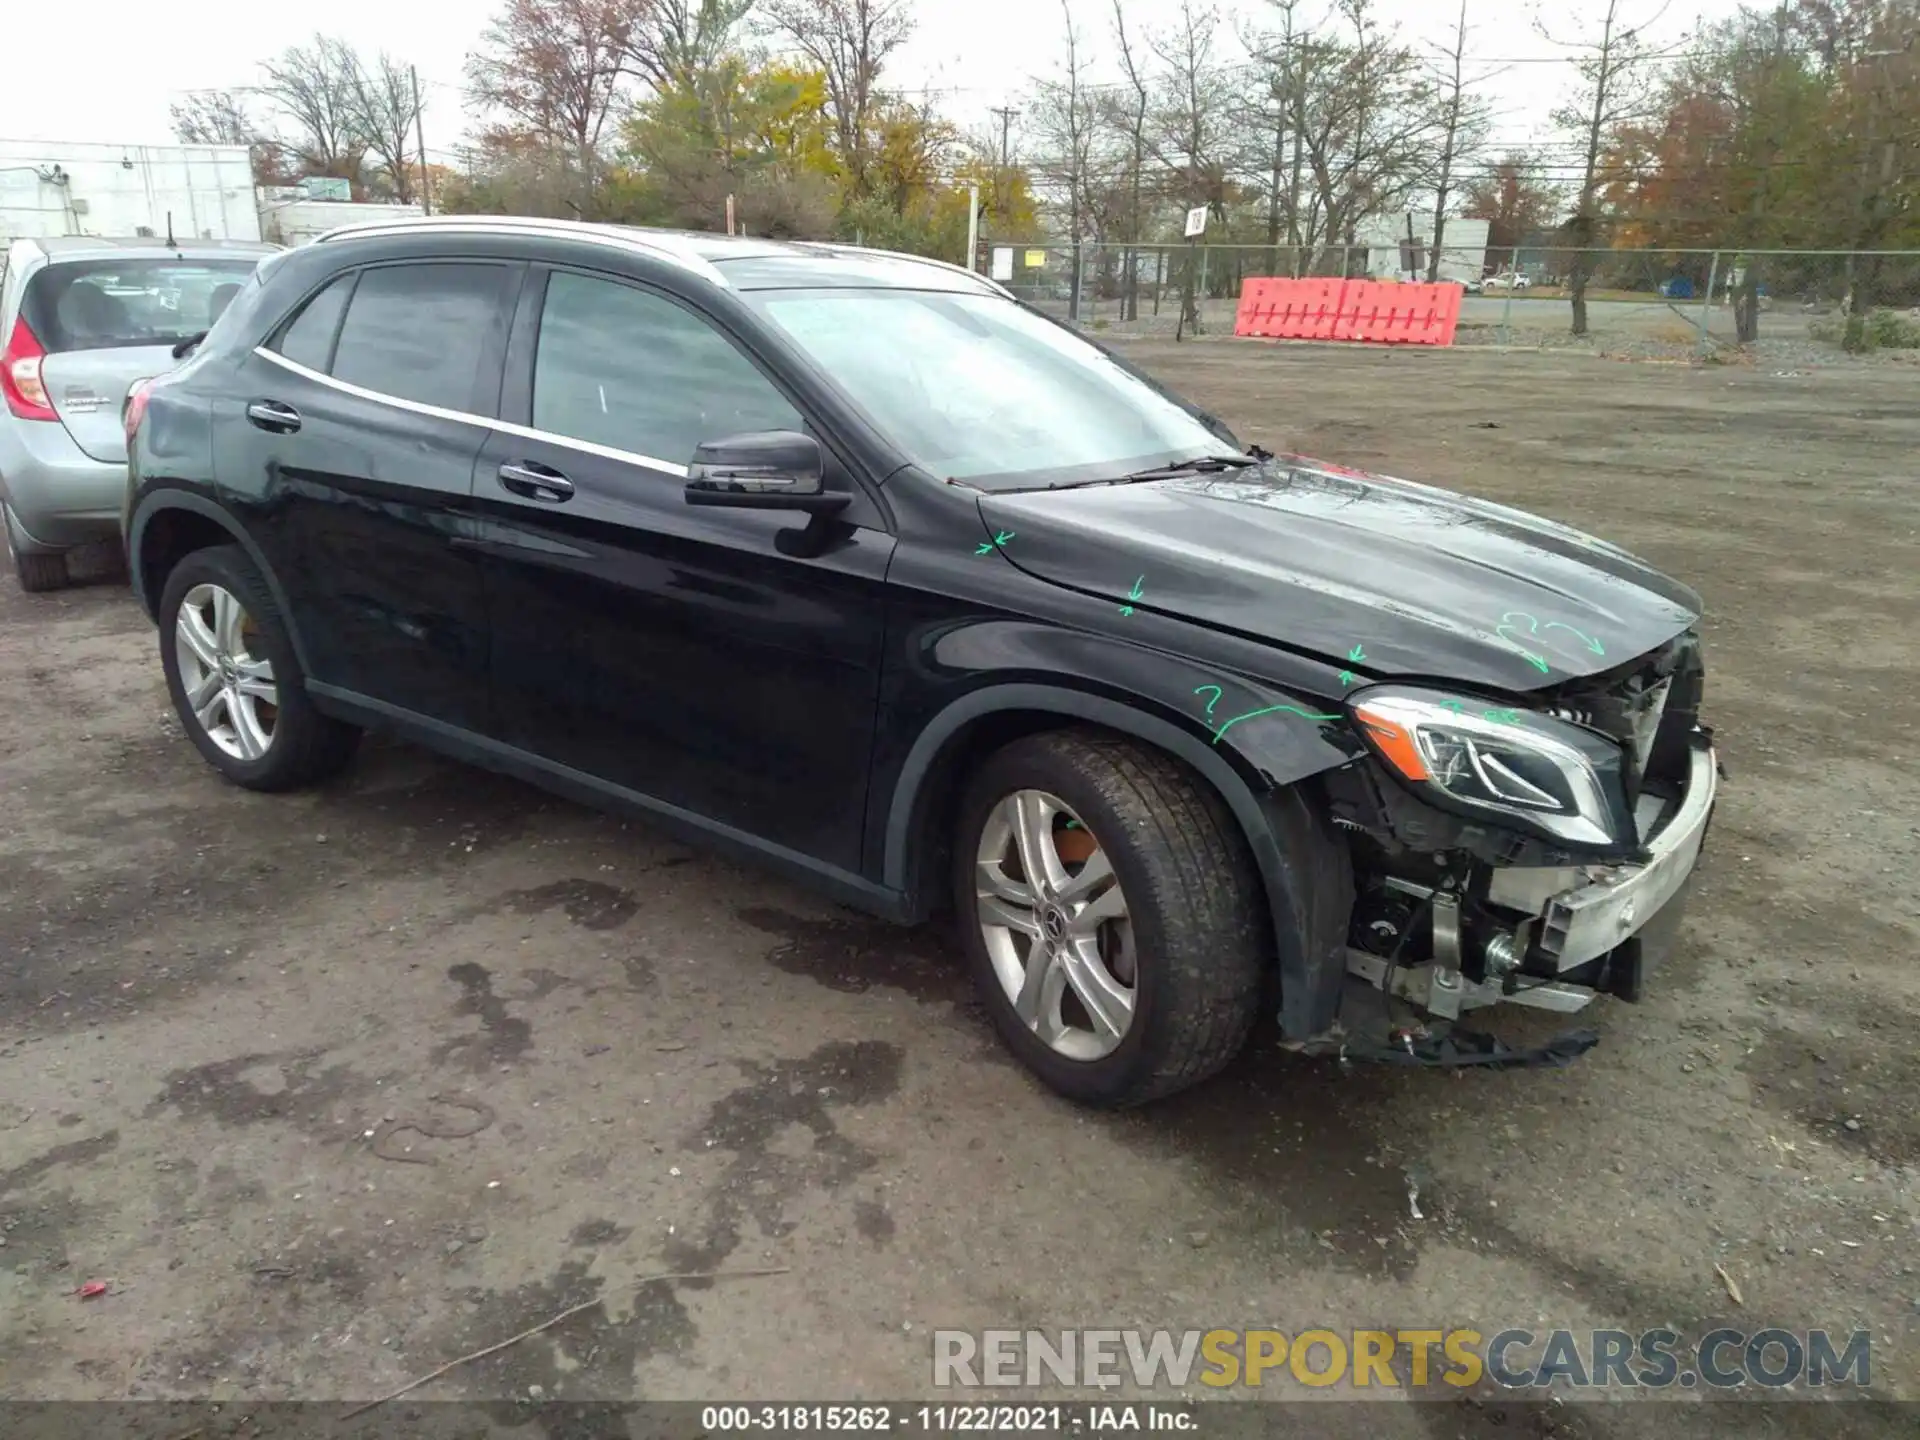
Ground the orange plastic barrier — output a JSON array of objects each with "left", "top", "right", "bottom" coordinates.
[{"left": 1234, "top": 277, "right": 1462, "bottom": 346}]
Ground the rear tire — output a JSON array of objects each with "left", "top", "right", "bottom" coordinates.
[
  {"left": 158, "top": 545, "right": 360, "bottom": 791},
  {"left": 5, "top": 506, "right": 68, "bottom": 592},
  {"left": 13, "top": 549, "right": 67, "bottom": 593},
  {"left": 952, "top": 729, "right": 1268, "bottom": 1107}
]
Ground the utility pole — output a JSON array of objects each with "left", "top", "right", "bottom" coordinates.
[
  {"left": 411, "top": 65, "right": 432, "bottom": 215},
  {"left": 990, "top": 105, "right": 1018, "bottom": 219}
]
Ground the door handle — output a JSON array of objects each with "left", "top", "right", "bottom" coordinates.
[
  {"left": 498, "top": 461, "right": 575, "bottom": 503},
  {"left": 246, "top": 400, "right": 301, "bottom": 433}
]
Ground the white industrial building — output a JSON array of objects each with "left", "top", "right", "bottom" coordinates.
[
  {"left": 2, "top": 140, "right": 427, "bottom": 250},
  {"left": 0, "top": 139, "right": 261, "bottom": 245},
  {"left": 257, "top": 189, "right": 424, "bottom": 246},
  {"left": 1354, "top": 213, "right": 1491, "bottom": 284}
]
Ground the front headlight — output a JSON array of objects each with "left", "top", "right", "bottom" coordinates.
[{"left": 1349, "top": 686, "right": 1635, "bottom": 851}]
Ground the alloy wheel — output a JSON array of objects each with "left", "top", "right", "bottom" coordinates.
[
  {"left": 974, "top": 789, "right": 1137, "bottom": 1060},
  {"left": 174, "top": 583, "right": 279, "bottom": 762}
]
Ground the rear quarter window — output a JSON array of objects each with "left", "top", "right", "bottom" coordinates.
[{"left": 271, "top": 274, "right": 356, "bottom": 372}]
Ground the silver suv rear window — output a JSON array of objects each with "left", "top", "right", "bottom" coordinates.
[{"left": 22, "top": 258, "right": 262, "bottom": 352}]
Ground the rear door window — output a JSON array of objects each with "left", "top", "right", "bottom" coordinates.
[
  {"left": 328, "top": 262, "right": 518, "bottom": 413},
  {"left": 21, "top": 258, "right": 262, "bottom": 352}
]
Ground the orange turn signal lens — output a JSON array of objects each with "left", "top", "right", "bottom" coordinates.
[{"left": 1354, "top": 709, "right": 1431, "bottom": 782}]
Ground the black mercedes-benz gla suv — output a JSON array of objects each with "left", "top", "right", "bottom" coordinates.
[{"left": 124, "top": 216, "right": 1718, "bottom": 1104}]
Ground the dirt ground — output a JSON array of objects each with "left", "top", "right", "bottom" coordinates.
[{"left": 1, "top": 341, "right": 1914, "bottom": 1434}]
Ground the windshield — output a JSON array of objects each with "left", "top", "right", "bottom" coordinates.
[
  {"left": 22, "top": 258, "right": 262, "bottom": 353},
  {"left": 746, "top": 288, "right": 1240, "bottom": 488}
]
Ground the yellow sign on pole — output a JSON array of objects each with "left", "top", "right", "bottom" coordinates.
[{"left": 1025, "top": 249, "right": 1047, "bottom": 268}]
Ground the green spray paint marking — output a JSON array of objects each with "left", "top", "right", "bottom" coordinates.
[
  {"left": 1437, "top": 698, "right": 1468, "bottom": 715},
  {"left": 974, "top": 529, "right": 1016, "bottom": 556},
  {"left": 1495, "top": 611, "right": 1606, "bottom": 671},
  {"left": 1339, "top": 642, "right": 1366, "bottom": 686},
  {"left": 1211, "top": 703, "right": 1341, "bottom": 746},
  {"left": 1120, "top": 575, "right": 1146, "bottom": 617},
  {"left": 1544, "top": 621, "right": 1605, "bottom": 656},
  {"left": 1193, "top": 684, "right": 1224, "bottom": 718},
  {"left": 1494, "top": 611, "right": 1553, "bottom": 674},
  {"left": 1482, "top": 707, "right": 1524, "bottom": 724}
]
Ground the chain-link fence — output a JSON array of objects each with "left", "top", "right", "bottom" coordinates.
[{"left": 980, "top": 240, "right": 1920, "bottom": 358}]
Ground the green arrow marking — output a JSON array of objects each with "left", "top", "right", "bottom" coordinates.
[
  {"left": 1211, "top": 703, "right": 1341, "bottom": 745},
  {"left": 1494, "top": 612, "right": 1553, "bottom": 674},
  {"left": 973, "top": 529, "right": 1016, "bottom": 556},
  {"left": 1348, "top": 643, "right": 1366, "bottom": 663},
  {"left": 1119, "top": 575, "right": 1145, "bottom": 616},
  {"left": 1543, "top": 621, "right": 1606, "bottom": 656},
  {"left": 1338, "top": 670, "right": 1356, "bottom": 686}
]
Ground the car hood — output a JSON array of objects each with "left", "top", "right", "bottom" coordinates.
[{"left": 976, "top": 455, "right": 1702, "bottom": 692}]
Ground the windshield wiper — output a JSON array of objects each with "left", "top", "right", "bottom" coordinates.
[
  {"left": 1111, "top": 454, "right": 1260, "bottom": 483},
  {"left": 1036, "top": 453, "right": 1264, "bottom": 493}
]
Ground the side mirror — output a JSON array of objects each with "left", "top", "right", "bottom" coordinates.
[{"left": 684, "top": 430, "right": 849, "bottom": 514}]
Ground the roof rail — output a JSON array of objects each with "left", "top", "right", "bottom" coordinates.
[
  {"left": 803, "top": 241, "right": 1013, "bottom": 298},
  {"left": 311, "top": 215, "right": 729, "bottom": 287}
]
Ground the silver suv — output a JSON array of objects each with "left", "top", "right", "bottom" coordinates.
[{"left": 1, "top": 236, "right": 277, "bottom": 590}]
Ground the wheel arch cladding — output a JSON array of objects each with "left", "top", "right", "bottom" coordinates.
[
  {"left": 884, "top": 683, "right": 1355, "bottom": 1040},
  {"left": 129, "top": 493, "right": 312, "bottom": 674}
]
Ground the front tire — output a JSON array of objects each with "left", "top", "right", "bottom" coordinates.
[
  {"left": 158, "top": 545, "right": 359, "bottom": 791},
  {"left": 953, "top": 730, "right": 1268, "bottom": 1107}
]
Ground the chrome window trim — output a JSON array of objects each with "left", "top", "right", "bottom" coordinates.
[
  {"left": 311, "top": 216, "right": 731, "bottom": 289},
  {"left": 253, "top": 347, "right": 690, "bottom": 478}
]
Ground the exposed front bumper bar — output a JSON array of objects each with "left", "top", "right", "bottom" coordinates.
[
  {"left": 1342, "top": 734, "right": 1718, "bottom": 1023},
  {"left": 1490, "top": 736, "right": 1718, "bottom": 970}
]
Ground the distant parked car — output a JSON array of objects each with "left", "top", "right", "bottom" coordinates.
[
  {"left": 1, "top": 236, "right": 278, "bottom": 591},
  {"left": 1484, "top": 272, "right": 1532, "bottom": 291}
]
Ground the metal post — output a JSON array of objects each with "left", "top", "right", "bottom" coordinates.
[
  {"left": 1198, "top": 244, "right": 1210, "bottom": 328},
  {"left": 1698, "top": 251, "right": 1721, "bottom": 358},
  {"left": 965, "top": 184, "right": 979, "bottom": 271},
  {"left": 1499, "top": 276, "right": 1514, "bottom": 346},
  {"left": 412, "top": 66, "right": 431, "bottom": 215}
]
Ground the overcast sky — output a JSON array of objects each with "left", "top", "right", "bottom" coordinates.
[{"left": 2, "top": 0, "right": 1744, "bottom": 166}]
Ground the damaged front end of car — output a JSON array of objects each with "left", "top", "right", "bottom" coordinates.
[{"left": 1303, "top": 631, "right": 1719, "bottom": 1069}]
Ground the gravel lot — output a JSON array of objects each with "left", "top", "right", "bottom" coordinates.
[{"left": 1, "top": 341, "right": 1914, "bottom": 1434}]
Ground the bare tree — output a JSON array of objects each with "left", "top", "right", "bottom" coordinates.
[
  {"left": 348, "top": 52, "right": 425, "bottom": 203},
  {"left": 1293, "top": 1, "right": 1439, "bottom": 271},
  {"left": 1108, "top": 0, "right": 1152, "bottom": 317},
  {"left": 170, "top": 91, "right": 258, "bottom": 147},
  {"left": 1148, "top": 0, "right": 1240, "bottom": 330},
  {"left": 262, "top": 35, "right": 371, "bottom": 183},
  {"left": 765, "top": 0, "right": 914, "bottom": 197},
  {"left": 625, "top": 0, "right": 757, "bottom": 93},
  {"left": 1542, "top": 0, "right": 1673, "bottom": 335},
  {"left": 1247, "top": 0, "right": 1318, "bottom": 271},
  {"left": 466, "top": 0, "right": 642, "bottom": 216},
  {"left": 1425, "top": 0, "right": 1493, "bottom": 279},
  {"left": 1033, "top": 0, "right": 1100, "bottom": 319}
]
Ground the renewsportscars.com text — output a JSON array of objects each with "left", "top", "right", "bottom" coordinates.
[{"left": 932, "top": 1327, "right": 1872, "bottom": 1391}]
